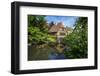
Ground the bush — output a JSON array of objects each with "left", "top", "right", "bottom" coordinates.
[{"left": 63, "top": 17, "right": 88, "bottom": 58}]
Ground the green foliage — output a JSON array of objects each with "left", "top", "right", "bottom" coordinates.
[
  {"left": 28, "top": 15, "right": 88, "bottom": 59},
  {"left": 28, "top": 15, "right": 56, "bottom": 45},
  {"left": 47, "top": 35, "right": 56, "bottom": 43},
  {"left": 63, "top": 17, "right": 88, "bottom": 58}
]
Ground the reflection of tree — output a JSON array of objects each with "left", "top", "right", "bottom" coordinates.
[{"left": 63, "top": 17, "right": 88, "bottom": 58}]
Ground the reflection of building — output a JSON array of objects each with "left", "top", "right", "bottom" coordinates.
[{"left": 49, "top": 22, "right": 72, "bottom": 43}]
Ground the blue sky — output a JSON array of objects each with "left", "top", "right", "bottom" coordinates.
[{"left": 45, "top": 16, "right": 79, "bottom": 28}]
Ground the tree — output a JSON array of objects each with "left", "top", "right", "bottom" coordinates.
[
  {"left": 28, "top": 15, "right": 56, "bottom": 45},
  {"left": 63, "top": 17, "right": 88, "bottom": 58},
  {"left": 28, "top": 15, "right": 48, "bottom": 32},
  {"left": 49, "top": 21, "right": 55, "bottom": 26}
]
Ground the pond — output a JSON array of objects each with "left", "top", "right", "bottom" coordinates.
[
  {"left": 48, "top": 52, "right": 66, "bottom": 60},
  {"left": 28, "top": 44, "right": 67, "bottom": 61}
]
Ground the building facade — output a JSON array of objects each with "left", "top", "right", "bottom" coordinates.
[{"left": 49, "top": 22, "right": 71, "bottom": 43}]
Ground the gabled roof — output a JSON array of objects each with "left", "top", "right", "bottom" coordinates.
[
  {"left": 49, "top": 25, "right": 59, "bottom": 32},
  {"left": 49, "top": 22, "right": 67, "bottom": 33},
  {"left": 57, "top": 22, "right": 64, "bottom": 27}
]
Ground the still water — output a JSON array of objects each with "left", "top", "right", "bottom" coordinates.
[
  {"left": 48, "top": 52, "right": 66, "bottom": 59},
  {"left": 28, "top": 44, "right": 67, "bottom": 61}
]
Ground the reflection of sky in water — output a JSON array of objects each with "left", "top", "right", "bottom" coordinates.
[
  {"left": 45, "top": 16, "right": 79, "bottom": 28},
  {"left": 48, "top": 53, "right": 66, "bottom": 59}
]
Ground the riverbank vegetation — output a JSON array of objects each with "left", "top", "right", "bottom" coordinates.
[
  {"left": 63, "top": 17, "right": 88, "bottom": 59},
  {"left": 28, "top": 15, "right": 88, "bottom": 61}
]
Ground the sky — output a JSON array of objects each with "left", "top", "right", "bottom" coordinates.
[{"left": 45, "top": 15, "right": 79, "bottom": 28}]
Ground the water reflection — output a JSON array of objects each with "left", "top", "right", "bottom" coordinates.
[
  {"left": 48, "top": 52, "right": 66, "bottom": 59},
  {"left": 28, "top": 43, "right": 67, "bottom": 61}
]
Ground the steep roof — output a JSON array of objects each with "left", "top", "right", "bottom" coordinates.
[
  {"left": 49, "top": 25, "right": 59, "bottom": 32},
  {"left": 49, "top": 22, "right": 66, "bottom": 33},
  {"left": 57, "top": 22, "right": 64, "bottom": 27}
]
